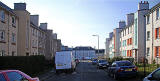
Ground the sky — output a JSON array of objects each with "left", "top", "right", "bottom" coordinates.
[{"left": 1, "top": 0, "right": 160, "bottom": 49}]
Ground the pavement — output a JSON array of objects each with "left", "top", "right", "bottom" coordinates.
[{"left": 39, "top": 60, "right": 141, "bottom": 81}]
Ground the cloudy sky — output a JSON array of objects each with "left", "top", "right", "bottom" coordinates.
[{"left": 1, "top": 0, "right": 160, "bottom": 49}]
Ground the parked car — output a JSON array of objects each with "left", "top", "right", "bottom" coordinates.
[
  {"left": 143, "top": 67, "right": 160, "bottom": 81},
  {"left": 92, "top": 59, "right": 98, "bottom": 65},
  {"left": 97, "top": 59, "right": 109, "bottom": 69},
  {"left": 0, "top": 70, "right": 39, "bottom": 81},
  {"left": 108, "top": 60, "right": 137, "bottom": 80}
]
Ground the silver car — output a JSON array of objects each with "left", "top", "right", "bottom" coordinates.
[
  {"left": 143, "top": 68, "right": 160, "bottom": 81},
  {"left": 97, "top": 60, "right": 109, "bottom": 69}
]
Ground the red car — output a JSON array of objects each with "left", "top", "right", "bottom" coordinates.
[{"left": 0, "top": 70, "right": 39, "bottom": 81}]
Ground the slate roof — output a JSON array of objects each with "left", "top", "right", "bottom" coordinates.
[
  {"left": 73, "top": 46, "right": 95, "bottom": 50},
  {"left": 145, "top": 2, "right": 160, "bottom": 16},
  {"left": 0, "top": 1, "right": 15, "bottom": 15}
]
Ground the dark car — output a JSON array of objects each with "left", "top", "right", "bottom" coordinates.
[
  {"left": 97, "top": 60, "right": 109, "bottom": 69},
  {"left": 143, "top": 67, "right": 160, "bottom": 81},
  {"left": 92, "top": 59, "right": 98, "bottom": 65},
  {"left": 108, "top": 60, "right": 137, "bottom": 80}
]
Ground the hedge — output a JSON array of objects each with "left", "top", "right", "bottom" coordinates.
[{"left": 0, "top": 55, "right": 54, "bottom": 76}]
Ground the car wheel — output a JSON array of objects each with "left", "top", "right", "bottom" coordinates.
[
  {"left": 56, "top": 70, "right": 60, "bottom": 74},
  {"left": 113, "top": 74, "right": 118, "bottom": 80},
  {"left": 108, "top": 72, "right": 111, "bottom": 77}
]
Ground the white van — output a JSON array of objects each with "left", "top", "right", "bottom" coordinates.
[{"left": 55, "top": 51, "right": 76, "bottom": 73}]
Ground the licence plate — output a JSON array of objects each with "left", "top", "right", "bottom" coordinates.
[
  {"left": 103, "top": 66, "right": 106, "bottom": 67},
  {"left": 57, "top": 64, "right": 63, "bottom": 66},
  {"left": 125, "top": 69, "right": 132, "bottom": 71}
]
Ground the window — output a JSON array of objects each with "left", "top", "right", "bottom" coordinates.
[
  {"left": 128, "top": 28, "right": 129, "bottom": 34},
  {"left": 26, "top": 53, "right": 29, "bottom": 56},
  {"left": 0, "top": 50, "right": 5, "bottom": 56},
  {"left": 12, "top": 51, "right": 15, "bottom": 56},
  {"left": 155, "top": 47, "right": 159, "bottom": 57},
  {"left": 147, "top": 15, "right": 150, "bottom": 24},
  {"left": 32, "top": 40, "right": 34, "bottom": 47},
  {"left": 7, "top": 72, "right": 27, "bottom": 81},
  {"left": 0, "top": 31, "right": 5, "bottom": 41},
  {"left": 156, "top": 8, "right": 159, "bottom": 20},
  {"left": 0, "top": 73, "right": 6, "bottom": 81},
  {"left": 32, "top": 28, "right": 34, "bottom": 36},
  {"left": 12, "top": 16, "right": 16, "bottom": 26},
  {"left": 147, "top": 31, "right": 150, "bottom": 40},
  {"left": 147, "top": 48, "right": 150, "bottom": 56},
  {"left": 130, "top": 27, "right": 132, "bottom": 33},
  {"left": 155, "top": 28, "right": 160, "bottom": 39},
  {"left": 0, "top": 10, "right": 5, "bottom": 22},
  {"left": 134, "top": 18, "right": 138, "bottom": 46},
  {"left": 12, "top": 33, "right": 16, "bottom": 43},
  {"left": 123, "top": 31, "right": 124, "bottom": 37}
]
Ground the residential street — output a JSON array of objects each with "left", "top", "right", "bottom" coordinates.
[{"left": 39, "top": 60, "right": 139, "bottom": 81}]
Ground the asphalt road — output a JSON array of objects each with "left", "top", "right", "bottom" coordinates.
[{"left": 40, "top": 60, "right": 139, "bottom": 81}]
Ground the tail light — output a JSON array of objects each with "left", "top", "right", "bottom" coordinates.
[
  {"left": 118, "top": 68, "right": 124, "bottom": 72},
  {"left": 133, "top": 67, "right": 138, "bottom": 71}
]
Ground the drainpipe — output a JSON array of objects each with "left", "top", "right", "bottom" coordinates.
[
  {"left": 8, "top": 13, "right": 10, "bottom": 56},
  {"left": 152, "top": 12, "right": 154, "bottom": 63}
]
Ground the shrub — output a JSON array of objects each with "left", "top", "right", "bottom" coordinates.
[{"left": 0, "top": 55, "right": 53, "bottom": 76}]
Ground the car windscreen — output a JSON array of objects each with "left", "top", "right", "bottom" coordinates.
[
  {"left": 99, "top": 60, "right": 107, "bottom": 63},
  {"left": 93, "top": 59, "right": 97, "bottom": 61},
  {"left": 117, "top": 62, "right": 133, "bottom": 66}
]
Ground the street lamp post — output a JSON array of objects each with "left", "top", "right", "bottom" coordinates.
[{"left": 92, "top": 35, "right": 99, "bottom": 58}]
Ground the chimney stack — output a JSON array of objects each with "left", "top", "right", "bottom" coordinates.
[
  {"left": 30, "top": 15, "right": 39, "bottom": 27},
  {"left": 40, "top": 23, "right": 48, "bottom": 30},
  {"left": 126, "top": 13, "right": 134, "bottom": 26},
  {"left": 14, "top": 3, "right": 26, "bottom": 10},
  {"left": 138, "top": 1, "right": 149, "bottom": 10},
  {"left": 119, "top": 21, "right": 126, "bottom": 28}
]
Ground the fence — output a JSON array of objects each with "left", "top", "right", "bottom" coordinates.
[
  {"left": 136, "top": 63, "right": 159, "bottom": 78},
  {"left": 107, "top": 57, "right": 159, "bottom": 78}
]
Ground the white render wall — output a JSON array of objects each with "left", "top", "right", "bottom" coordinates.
[
  {"left": 146, "top": 6, "right": 160, "bottom": 64},
  {"left": 120, "top": 25, "right": 134, "bottom": 58},
  {"left": 105, "top": 38, "right": 110, "bottom": 58}
]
